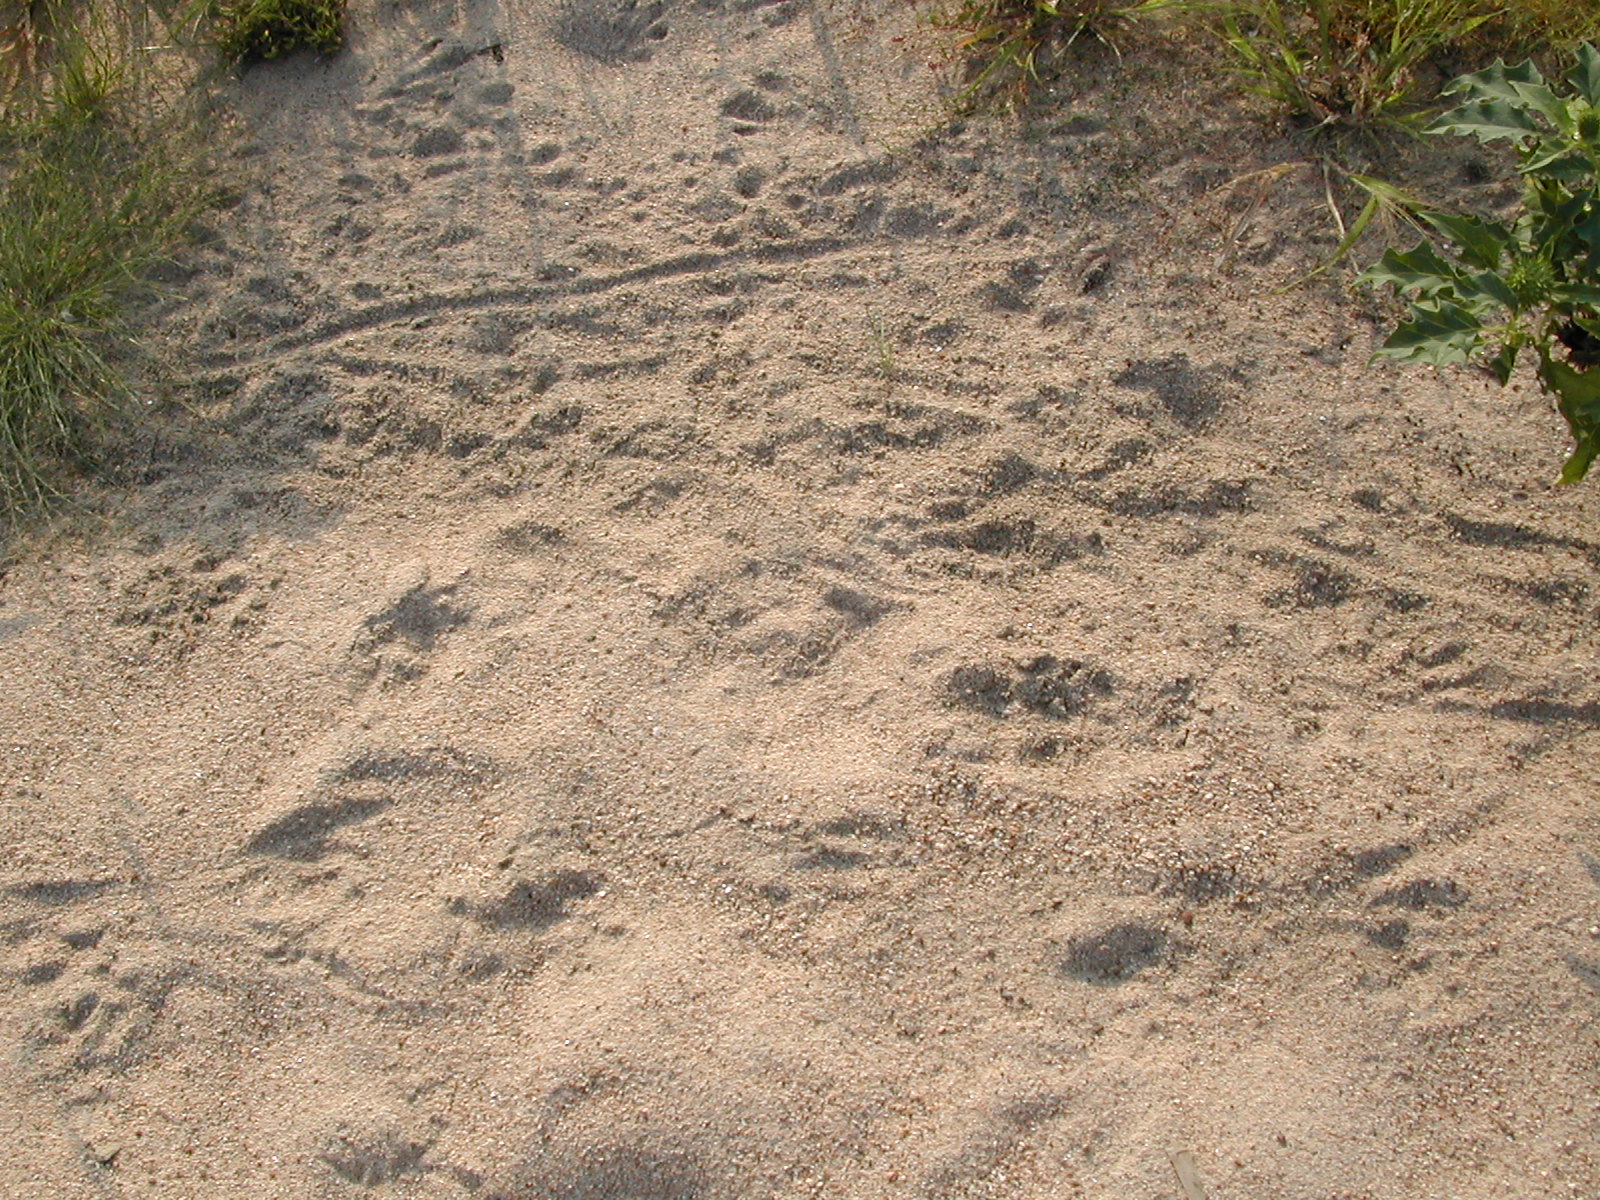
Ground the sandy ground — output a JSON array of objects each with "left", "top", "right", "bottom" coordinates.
[{"left": 3, "top": 1, "right": 1600, "bottom": 1196}]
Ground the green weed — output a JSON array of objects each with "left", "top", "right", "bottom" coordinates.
[
  {"left": 212, "top": 0, "right": 345, "bottom": 62},
  {"left": 868, "top": 314, "right": 897, "bottom": 381},
  {"left": 0, "top": 5, "right": 210, "bottom": 511},
  {"left": 1470, "top": 0, "right": 1600, "bottom": 60},
  {"left": 1360, "top": 43, "right": 1600, "bottom": 482},
  {"left": 1215, "top": 0, "right": 1495, "bottom": 131},
  {"left": 929, "top": 0, "right": 1173, "bottom": 109}
]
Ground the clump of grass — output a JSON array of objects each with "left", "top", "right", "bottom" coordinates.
[
  {"left": 1470, "top": 0, "right": 1600, "bottom": 60},
  {"left": 1215, "top": 0, "right": 1495, "bottom": 132},
  {"left": 930, "top": 0, "right": 1173, "bottom": 109},
  {"left": 212, "top": 0, "right": 345, "bottom": 62},
  {"left": 0, "top": 8, "right": 209, "bottom": 510},
  {"left": 1211, "top": 0, "right": 1600, "bottom": 135}
]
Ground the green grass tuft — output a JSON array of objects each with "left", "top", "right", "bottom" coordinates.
[
  {"left": 1209, "top": 0, "right": 1600, "bottom": 134},
  {"left": 213, "top": 0, "right": 346, "bottom": 62},
  {"left": 0, "top": 11, "right": 210, "bottom": 513},
  {"left": 1473, "top": 0, "right": 1600, "bottom": 58},
  {"left": 929, "top": 0, "right": 1174, "bottom": 109},
  {"left": 1214, "top": 0, "right": 1495, "bottom": 132}
]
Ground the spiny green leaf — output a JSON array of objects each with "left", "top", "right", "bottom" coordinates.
[
  {"left": 1440, "top": 58, "right": 1546, "bottom": 105},
  {"left": 1539, "top": 354, "right": 1600, "bottom": 483},
  {"left": 1419, "top": 210, "right": 1511, "bottom": 271},
  {"left": 1466, "top": 269, "right": 1519, "bottom": 311},
  {"left": 1506, "top": 80, "right": 1572, "bottom": 131},
  {"left": 1488, "top": 341, "right": 1520, "bottom": 385},
  {"left": 1541, "top": 351, "right": 1600, "bottom": 410},
  {"left": 1521, "top": 144, "right": 1591, "bottom": 178},
  {"left": 1528, "top": 190, "right": 1592, "bottom": 252},
  {"left": 1358, "top": 241, "right": 1470, "bottom": 296},
  {"left": 1566, "top": 42, "right": 1600, "bottom": 108},
  {"left": 1552, "top": 284, "right": 1600, "bottom": 307},
  {"left": 1427, "top": 99, "right": 1541, "bottom": 143},
  {"left": 1561, "top": 432, "right": 1600, "bottom": 483},
  {"left": 1571, "top": 208, "right": 1600, "bottom": 268},
  {"left": 1373, "top": 301, "right": 1483, "bottom": 366}
]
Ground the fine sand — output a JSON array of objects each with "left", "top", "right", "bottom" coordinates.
[{"left": 3, "top": 2, "right": 1599, "bottom": 1197}]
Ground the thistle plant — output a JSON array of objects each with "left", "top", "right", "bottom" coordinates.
[{"left": 1360, "top": 43, "right": 1600, "bottom": 482}]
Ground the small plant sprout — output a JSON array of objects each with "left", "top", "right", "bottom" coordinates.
[
  {"left": 868, "top": 314, "right": 897, "bottom": 382},
  {"left": 1360, "top": 43, "right": 1600, "bottom": 482}
]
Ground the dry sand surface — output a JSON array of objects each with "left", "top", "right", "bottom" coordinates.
[{"left": 4, "top": 1, "right": 1600, "bottom": 1196}]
